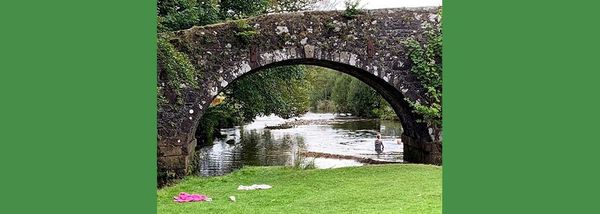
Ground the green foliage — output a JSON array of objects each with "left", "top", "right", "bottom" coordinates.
[
  {"left": 157, "top": 37, "right": 198, "bottom": 104},
  {"left": 404, "top": 30, "right": 442, "bottom": 91},
  {"left": 372, "top": 102, "right": 398, "bottom": 120},
  {"left": 236, "top": 30, "right": 259, "bottom": 44},
  {"left": 313, "top": 100, "right": 336, "bottom": 113},
  {"left": 157, "top": 38, "right": 198, "bottom": 89},
  {"left": 234, "top": 19, "right": 252, "bottom": 30},
  {"left": 157, "top": 0, "right": 318, "bottom": 32},
  {"left": 198, "top": 65, "right": 311, "bottom": 144},
  {"left": 346, "top": 78, "right": 380, "bottom": 117},
  {"left": 330, "top": 75, "right": 353, "bottom": 113},
  {"left": 219, "top": 0, "right": 271, "bottom": 20},
  {"left": 157, "top": 0, "right": 219, "bottom": 32},
  {"left": 342, "top": 0, "right": 362, "bottom": 19},
  {"left": 305, "top": 66, "right": 336, "bottom": 108},
  {"left": 196, "top": 101, "right": 244, "bottom": 145},
  {"left": 306, "top": 66, "right": 398, "bottom": 120},
  {"left": 228, "top": 65, "right": 311, "bottom": 121},
  {"left": 233, "top": 20, "right": 258, "bottom": 45},
  {"left": 402, "top": 10, "right": 442, "bottom": 139},
  {"left": 324, "top": 21, "right": 336, "bottom": 32},
  {"left": 157, "top": 86, "right": 168, "bottom": 106}
]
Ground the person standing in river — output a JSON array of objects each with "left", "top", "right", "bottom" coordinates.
[{"left": 375, "top": 134, "right": 384, "bottom": 155}]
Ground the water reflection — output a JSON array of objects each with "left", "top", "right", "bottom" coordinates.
[{"left": 196, "top": 113, "right": 404, "bottom": 177}]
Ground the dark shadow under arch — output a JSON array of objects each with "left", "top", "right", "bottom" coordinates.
[{"left": 197, "top": 58, "right": 434, "bottom": 165}]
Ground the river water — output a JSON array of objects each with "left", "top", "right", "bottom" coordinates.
[{"left": 196, "top": 112, "right": 404, "bottom": 176}]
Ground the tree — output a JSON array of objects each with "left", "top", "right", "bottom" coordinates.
[
  {"left": 306, "top": 66, "right": 398, "bottom": 119},
  {"left": 305, "top": 66, "right": 337, "bottom": 112},
  {"left": 197, "top": 65, "right": 311, "bottom": 145},
  {"left": 330, "top": 75, "right": 352, "bottom": 114},
  {"left": 225, "top": 65, "right": 311, "bottom": 122},
  {"left": 347, "top": 78, "right": 380, "bottom": 117}
]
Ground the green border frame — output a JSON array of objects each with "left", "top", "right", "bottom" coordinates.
[
  {"left": 2, "top": 0, "right": 599, "bottom": 213},
  {"left": 1, "top": 1, "right": 157, "bottom": 213}
]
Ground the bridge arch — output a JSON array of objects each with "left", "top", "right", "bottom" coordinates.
[{"left": 157, "top": 7, "right": 442, "bottom": 181}]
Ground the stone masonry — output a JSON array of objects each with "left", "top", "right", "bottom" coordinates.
[{"left": 157, "top": 7, "right": 442, "bottom": 183}]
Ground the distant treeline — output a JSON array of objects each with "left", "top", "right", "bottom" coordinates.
[
  {"left": 305, "top": 66, "right": 397, "bottom": 120},
  {"left": 197, "top": 65, "right": 399, "bottom": 145}
]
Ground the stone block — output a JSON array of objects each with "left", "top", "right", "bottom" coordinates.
[
  {"left": 158, "top": 156, "right": 188, "bottom": 170},
  {"left": 159, "top": 145, "right": 183, "bottom": 157},
  {"left": 304, "top": 45, "right": 315, "bottom": 58}
]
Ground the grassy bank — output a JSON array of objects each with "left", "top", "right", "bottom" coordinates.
[{"left": 157, "top": 164, "right": 442, "bottom": 214}]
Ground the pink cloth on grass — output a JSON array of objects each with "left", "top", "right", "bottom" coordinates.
[{"left": 173, "top": 192, "right": 208, "bottom": 203}]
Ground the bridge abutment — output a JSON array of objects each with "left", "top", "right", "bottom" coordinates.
[
  {"left": 402, "top": 134, "right": 442, "bottom": 165},
  {"left": 157, "top": 137, "right": 197, "bottom": 185}
]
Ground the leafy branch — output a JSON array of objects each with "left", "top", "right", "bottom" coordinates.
[{"left": 402, "top": 10, "right": 443, "bottom": 140}]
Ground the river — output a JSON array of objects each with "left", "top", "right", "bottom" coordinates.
[{"left": 196, "top": 112, "right": 404, "bottom": 176}]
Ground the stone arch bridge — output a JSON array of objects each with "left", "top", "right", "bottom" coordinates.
[{"left": 157, "top": 7, "right": 442, "bottom": 181}]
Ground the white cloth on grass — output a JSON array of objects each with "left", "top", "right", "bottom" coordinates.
[{"left": 237, "top": 184, "right": 272, "bottom": 190}]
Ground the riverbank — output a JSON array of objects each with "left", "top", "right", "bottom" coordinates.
[
  {"left": 301, "top": 151, "right": 403, "bottom": 164},
  {"left": 157, "top": 164, "right": 442, "bottom": 214}
]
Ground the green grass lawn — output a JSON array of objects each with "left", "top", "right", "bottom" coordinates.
[{"left": 157, "top": 164, "right": 442, "bottom": 214}]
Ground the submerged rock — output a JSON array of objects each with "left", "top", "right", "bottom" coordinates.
[{"left": 264, "top": 124, "right": 293, "bottom": 129}]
